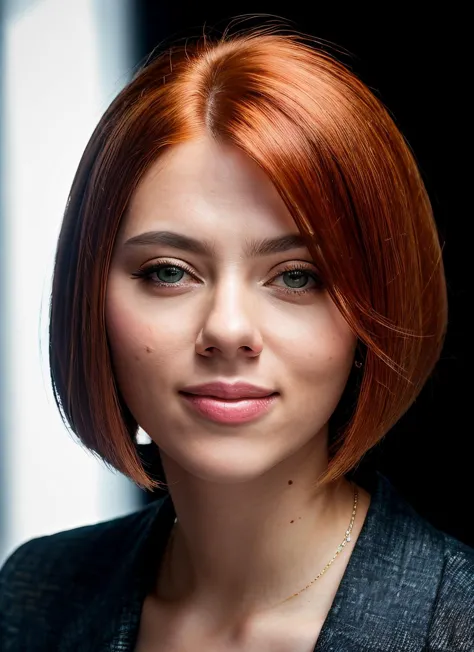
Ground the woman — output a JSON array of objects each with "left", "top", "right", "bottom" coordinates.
[{"left": 1, "top": 24, "right": 473, "bottom": 652}]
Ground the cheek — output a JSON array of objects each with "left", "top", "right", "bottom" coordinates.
[
  {"left": 106, "top": 277, "right": 183, "bottom": 358},
  {"left": 104, "top": 282, "right": 183, "bottom": 399},
  {"left": 274, "top": 297, "right": 357, "bottom": 388}
]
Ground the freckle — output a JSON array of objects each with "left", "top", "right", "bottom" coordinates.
[
  {"left": 134, "top": 355, "right": 140, "bottom": 361},
  {"left": 288, "top": 480, "right": 293, "bottom": 485}
]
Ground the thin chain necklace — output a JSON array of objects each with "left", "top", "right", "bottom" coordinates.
[
  {"left": 277, "top": 481, "right": 358, "bottom": 605},
  {"left": 165, "top": 481, "right": 358, "bottom": 607}
]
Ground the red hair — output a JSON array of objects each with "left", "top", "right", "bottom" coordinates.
[{"left": 49, "top": 26, "right": 447, "bottom": 492}]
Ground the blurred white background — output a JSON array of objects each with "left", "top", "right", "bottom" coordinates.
[{"left": 0, "top": 0, "right": 147, "bottom": 566}]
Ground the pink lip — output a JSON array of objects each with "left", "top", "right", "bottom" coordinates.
[
  {"left": 180, "top": 381, "right": 276, "bottom": 399},
  {"left": 179, "top": 392, "right": 279, "bottom": 424}
]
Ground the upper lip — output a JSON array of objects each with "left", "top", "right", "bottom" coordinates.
[{"left": 180, "top": 381, "right": 277, "bottom": 399}]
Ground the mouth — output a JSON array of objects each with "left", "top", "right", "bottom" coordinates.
[
  {"left": 180, "top": 391, "right": 278, "bottom": 401},
  {"left": 178, "top": 392, "right": 279, "bottom": 424}
]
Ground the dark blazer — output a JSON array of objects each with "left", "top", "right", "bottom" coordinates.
[{"left": 1, "top": 471, "right": 473, "bottom": 651}]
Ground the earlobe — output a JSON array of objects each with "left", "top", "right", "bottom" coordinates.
[{"left": 353, "top": 341, "right": 366, "bottom": 370}]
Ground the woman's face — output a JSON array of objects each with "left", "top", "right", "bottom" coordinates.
[{"left": 106, "top": 136, "right": 357, "bottom": 484}]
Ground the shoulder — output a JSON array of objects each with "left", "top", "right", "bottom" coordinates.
[
  {"left": 0, "top": 498, "right": 159, "bottom": 586},
  {"left": 0, "top": 499, "right": 163, "bottom": 651},
  {"left": 352, "top": 473, "right": 474, "bottom": 649},
  {"left": 427, "top": 531, "right": 474, "bottom": 650}
]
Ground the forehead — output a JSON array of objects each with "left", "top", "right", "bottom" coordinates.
[
  {"left": 119, "top": 137, "right": 300, "bottom": 244},
  {"left": 134, "top": 137, "right": 269, "bottom": 193}
]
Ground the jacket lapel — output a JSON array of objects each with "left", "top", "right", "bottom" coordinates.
[
  {"left": 58, "top": 493, "right": 176, "bottom": 652},
  {"left": 57, "top": 472, "right": 445, "bottom": 651},
  {"left": 314, "top": 473, "right": 445, "bottom": 650}
]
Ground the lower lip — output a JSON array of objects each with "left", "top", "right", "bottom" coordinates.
[{"left": 179, "top": 392, "right": 279, "bottom": 424}]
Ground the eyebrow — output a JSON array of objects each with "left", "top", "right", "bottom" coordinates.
[{"left": 123, "top": 230, "right": 308, "bottom": 258}]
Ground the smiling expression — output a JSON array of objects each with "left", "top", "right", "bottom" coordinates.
[{"left": 105, "top": 136, "right": 357, "bottom": 483}]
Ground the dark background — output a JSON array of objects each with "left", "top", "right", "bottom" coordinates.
[{"left": 132, "top": 6, "right": 472, "bottom": 547}]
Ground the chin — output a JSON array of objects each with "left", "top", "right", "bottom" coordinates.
[{"left": 172, "top": 445, "right": 279, "bottom": 485}]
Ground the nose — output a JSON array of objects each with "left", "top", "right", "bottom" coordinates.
[{"left": 195, "top": 279, "right": 263, "bottom": 359}]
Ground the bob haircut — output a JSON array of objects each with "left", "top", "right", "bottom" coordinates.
[{"left": 49, "top": 26, "right": 447, "bottom": 493}]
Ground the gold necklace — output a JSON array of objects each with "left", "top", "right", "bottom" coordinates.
[
  {"left": 277, "top": 481, "right": 358, "bottom": 605},
  {"left": 166, "top": 481, "right": 358, "bottom": 606}
]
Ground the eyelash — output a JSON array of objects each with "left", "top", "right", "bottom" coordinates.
[
  {"left": 131, "top": 259, "right": 323, "bottom": 296},
  {"left": 132, "top": 261, "right": 322, "bottom": 295}
]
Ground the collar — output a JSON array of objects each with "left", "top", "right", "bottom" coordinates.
[{"left": 59, "top": 471, "right": 445, "bottom": 651}]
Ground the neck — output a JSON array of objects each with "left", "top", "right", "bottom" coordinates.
[{"left": 153, "top": 437, "right": 357, "bottom": 623}]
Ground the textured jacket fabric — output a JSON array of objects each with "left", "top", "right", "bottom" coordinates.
[{"left": 1, "top": 471, "right": 473, "bottom": 651}]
